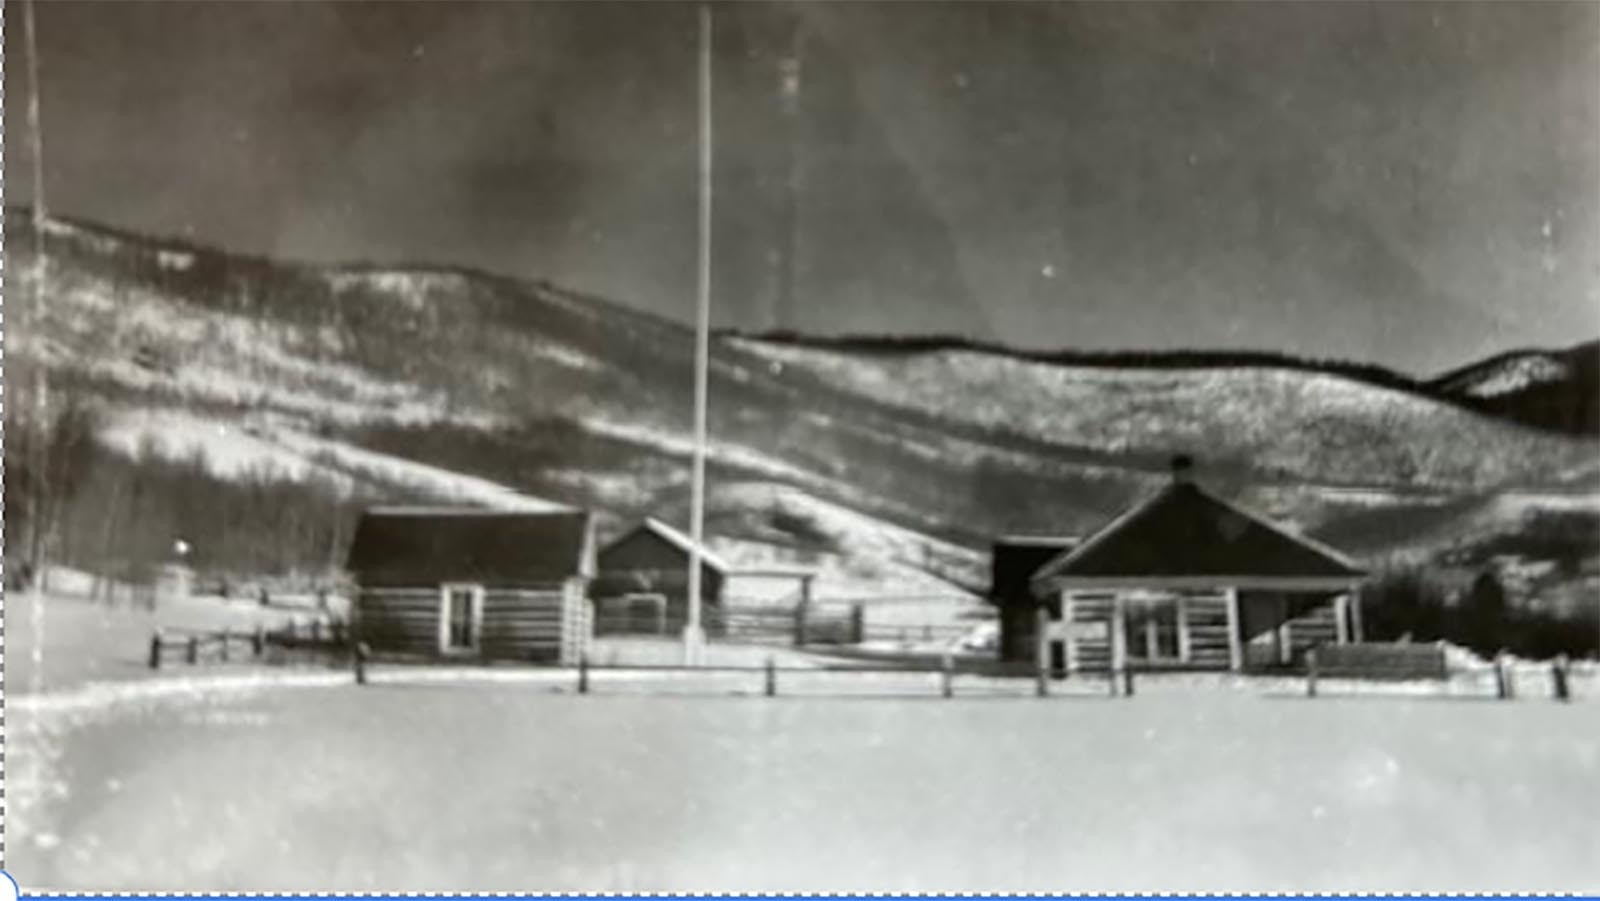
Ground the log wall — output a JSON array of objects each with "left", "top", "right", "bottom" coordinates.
[{"left": 358, "top": 580, "right": 588, "bottom": 663}]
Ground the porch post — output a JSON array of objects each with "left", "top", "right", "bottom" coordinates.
[
  {"left": 1176, "top": 593, "right": 1191, "bottom": 663},
  {"left": 1034, "top": 603, "right": 1051, "bottom": 679},
  {"left": 1224, "top": 587, "right": 1243, "bottom": 672},
  {"left": 1334, "top": 593, "right": 1350, "bottom": 645},
  {"left": 1349, "top": 581, "right": 1365, "bottom": 643},
  {"left": 1061, "top": 590, "right": 1078, "bottom": 674},
  {"left": 1110, "top": 592, "right": 1128, "bottom": 680}
]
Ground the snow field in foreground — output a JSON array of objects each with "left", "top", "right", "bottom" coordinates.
[{"left": 6, "top": 679, "right": 1598, "bottom": 893}]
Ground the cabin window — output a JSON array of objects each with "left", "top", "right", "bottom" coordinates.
[
  {"left": 1124, "top": 600, "right": 1180, "bottom": 661},
  {"left": 440, "top": 583, "right": 484, "bottom": 653}
]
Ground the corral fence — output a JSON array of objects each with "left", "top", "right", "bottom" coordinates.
[
  {"left": 332, "top": 650, "right": 1594, "bottom": 702},
  {"left": 593, "top": 598, "right": 979, "bottom": 648},
  {"left": 147, "top": 618, "right": 351, "bottom": 670},
  {"left": 140, "top": 622, "right": 1592, "bottom": 703}
]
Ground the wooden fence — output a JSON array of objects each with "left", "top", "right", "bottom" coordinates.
[{"left": 147, "top": 619, "right": 349, "bottom": 669}]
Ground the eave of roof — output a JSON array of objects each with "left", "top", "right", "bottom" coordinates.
[
  {"left": 1029, "top": 481, "right": 1366, "bottom": 596},
  {"left": 631, "top": 518, "right": 733, "bottom": 574}
]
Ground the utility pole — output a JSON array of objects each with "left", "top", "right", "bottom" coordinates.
[
  {"left": 774, "top": 13, "right": 804, "bottom": 332},
  {"left": 683, "top": 2, "right": 713, "bottom": 666}
]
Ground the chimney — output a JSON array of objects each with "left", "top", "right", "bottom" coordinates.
[{"left": 1170, "top": 454, "right": 1195, "bottom": 484}]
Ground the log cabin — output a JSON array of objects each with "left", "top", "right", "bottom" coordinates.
[
  {"left": 591, "top": 518, "right": 730, "bottom": 635},
  {"left": 1024, "top": 457, "right": 1368, "bottom": 674},
  {"left": 345, "top": 507, "right": 595, "bottom": 664}
]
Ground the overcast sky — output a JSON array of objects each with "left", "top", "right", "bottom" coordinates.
[{"left": 5, "top": 1, "right": 1596, "bottom": 373}]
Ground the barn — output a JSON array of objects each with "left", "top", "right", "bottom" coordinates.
[
  {"left": 1020, "top": 458, "right": 1368, "bottom": 673},
  {"left": 591, "top": 518, "right": 730, "bottom": 635},
  {"left": 345, "top": 507, "right": 595, "bottom": 664}
]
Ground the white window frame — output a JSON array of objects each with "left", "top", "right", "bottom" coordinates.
[{"left": 438, "top": 583, "right": 485, "bottom": 655}]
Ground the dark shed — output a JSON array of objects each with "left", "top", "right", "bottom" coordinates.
[
  {"left": 989, "top": 536, "right": 1080, "bottom": 663},
  {"left": 592, "top": 518, "right": 729, "bottom": 635}
]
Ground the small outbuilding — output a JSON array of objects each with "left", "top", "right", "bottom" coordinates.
[
  {"left": 990, "top": 535, "right": 1080, "bottom": 666},
  {"left": 345, "top": 507, "right": 595, "bottom": 663},
  {"left": 1022, "top": 457, "right": 1368, "bottom": 673},
  {"left": 591, "top": 518, "right": 730, "bottom": 635}
]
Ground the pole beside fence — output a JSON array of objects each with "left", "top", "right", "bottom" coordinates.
[
  {"left": 941, "top": 652, "right": 954, "bottom": 698},
  {"left": 186, "top": 635, "right": 199, "bottom": 665},
  {"left": 1306, "top": 647, "right": 1319, "bottom": 699},
  {"left": 1552, "top": 654, "right": 1570, "bottom": 702},
  {"left": 148, "top": 630, "right": 163, "bottom": 670},
  {"left": 578, "top": 653, "right": 589, "bottom": 695},
  {"left": 765, "top": 655, "right": 777, "bottom": 697}
]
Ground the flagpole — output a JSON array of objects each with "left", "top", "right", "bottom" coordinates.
[{"left": 683, "top": 2, "right": 713, "bottom": 666}]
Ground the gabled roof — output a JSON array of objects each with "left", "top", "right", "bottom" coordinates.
[
  {"left": 1030, "top": 481, "right": 1364, "bottom": 593},
  {"left": 346, "top": 508, "right": 593, "bottom": 586},
  {"left": 602, "top": 518, "right": 732, "bottom": 574}
]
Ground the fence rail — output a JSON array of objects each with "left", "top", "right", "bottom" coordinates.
[
  {"left": 141, "top": 624, "right": 1589, "bottom": 704},
  {"left": 594, "top": 601, "right": 976, "bottom": 648},
  {"left": 148, "top": 619, "right": 349, "bottom": 669}
]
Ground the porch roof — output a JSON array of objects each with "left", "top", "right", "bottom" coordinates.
[{"left": 1030, "top": 480, "right": 1365, "bottom": 595}]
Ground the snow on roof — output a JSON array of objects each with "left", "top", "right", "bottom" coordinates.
[{"left": 995, "top": 534, "right": 1082, "bottom": 547}]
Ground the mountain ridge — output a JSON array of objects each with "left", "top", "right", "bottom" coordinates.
[{"left": 3, "top": 208, "right": 1596, "bottom": 601}]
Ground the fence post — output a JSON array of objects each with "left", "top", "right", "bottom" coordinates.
[
  {"left": 1122, "top": 665, "right": 1135, "bottom": 698},
  {"left": 850, "top": 604, "right": 865, "bottom": 644},
  {"left": 793, "top": 601, "right": 809, "bottom": 648},
  {"left": 765, "top": 655, "right": 777, "bottom": 697},
  {"left": 1306, "top": 648, "right": 1319, "bottom": 698},
  {"left": 186, "top": 635, "right": 199, "bottom": 665},
  {"left": 252, "top": 624, "right": 265, "bottom": 657},
  {"left": 941, "top": 652, "right": 954, "bottom": 699},
  {"left": 353, "top": 641, "right": 370, "bottom": 685},
  {"left": 149, "top": 630, "right": 163, "bottom": 670},
  {"left": 578, "top": 653, "right": 589, "bottom": 695},
  {"left": 1494, "top": 654, "right": 1513, "bottom": 700},
  {"left": 220, "top": 627, "right": 231, "bottom": 662},
  {"left": 1552, "top": 654, "right": 1570, "bottom": 702},
  {"left": 311, "top": 620, "right": 323, "bottom": 643}
]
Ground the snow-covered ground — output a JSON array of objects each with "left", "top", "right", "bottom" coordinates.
[
  {"left": 7, "top": 680, "right": 1598, "bottom": 892},
  {"left": 2, "top": 581, "right": 335, "bottom": 696}
]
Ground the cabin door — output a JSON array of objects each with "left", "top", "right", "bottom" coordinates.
[{"left": 440, "top": 584, "right": 484, "bottom": 654}]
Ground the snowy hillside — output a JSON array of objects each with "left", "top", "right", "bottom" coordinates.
[
  {"left": 1437, "top": 353, "right": 1572, "bottom": 399},
  {"left": 5, "top": 208, "right": 1597, "bottom": 594},
  {"left": 726, "top": 337, "right": 1592, "bottom": 489},
  {"left": 1428, "top": 341, "right": 1600, "bottom": 436}
]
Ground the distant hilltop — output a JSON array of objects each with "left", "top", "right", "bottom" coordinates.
[{"left": 719, "top": 329, "right": 1600, "bottom": 439}]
